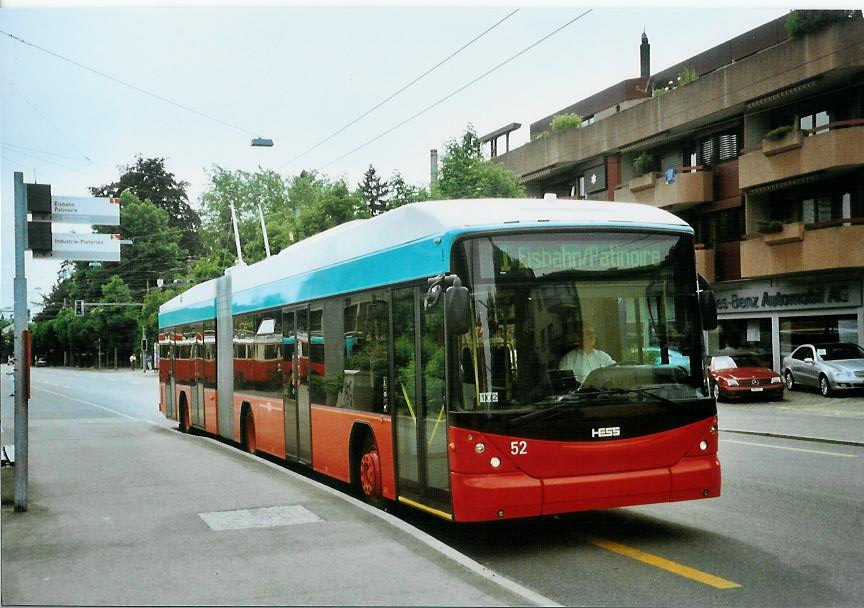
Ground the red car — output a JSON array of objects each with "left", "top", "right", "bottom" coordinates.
[{"left": 707, "top": 355, "right": 784, "bottom": 401}]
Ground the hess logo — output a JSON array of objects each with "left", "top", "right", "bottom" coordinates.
[{"left": 591, "top": 426, "right": 621, "bottom": 438}]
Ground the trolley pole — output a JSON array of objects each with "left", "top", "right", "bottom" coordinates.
[{"left": 13, "top": 171, "right": 29, "bottom": 512}]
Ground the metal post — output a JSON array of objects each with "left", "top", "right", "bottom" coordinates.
[
  {"left": 258, "top": 204, "right": 271, "bottom": 258},
  {"left": 13, "top": 171, "right": 29, "bottom": 512},
  {"left": 114, "top": 346, "right": 118, "bottom": 370}
]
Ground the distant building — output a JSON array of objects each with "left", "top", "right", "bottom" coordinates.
[{"left": 493, "top": 14, "right": 864, "bottom": 371}]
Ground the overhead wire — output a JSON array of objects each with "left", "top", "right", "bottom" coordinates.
[
  {"left": 0, "top": 73, "right": 94, "bottom": 164},
  {"left": 320, "top": 9, "right": 593, "bottom": 169},
  {"left": 0, "top": 28, "right": 260, "bottom": 138},
  {"left": 280, "top": 8, "right": 520, "bottom": 171}
]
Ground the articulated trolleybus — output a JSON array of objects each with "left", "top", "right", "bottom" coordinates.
[{"left": 158, "top": 198, "right": 721, "bottom": 522}]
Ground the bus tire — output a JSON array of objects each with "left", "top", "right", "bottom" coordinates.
[
  {"left": 241, "top": 405, "right": 257, "bottom": 454},
  {"left": 179, "top": 394, "right": 191, "bottom": 434},
  {"left": 357, "top": 434, "right": 384, "bottom": 508}
]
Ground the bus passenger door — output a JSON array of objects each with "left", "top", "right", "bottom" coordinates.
[
  {"left": 282, "top": 307, "right": 312, "bottom": 464},
  {"left": 191, "top": 328, "right": 205, "bottom": 428},
  {"left": 392, "top": 287, "right": 452, "bottom": 518}
]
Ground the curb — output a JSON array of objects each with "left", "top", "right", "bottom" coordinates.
[{"left": 721, "top": 429, "right": 864, "bottom": 448}]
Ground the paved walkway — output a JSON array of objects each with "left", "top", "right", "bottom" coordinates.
[{"left": 1, "top": 368, "right": 552, "bottom": 606}]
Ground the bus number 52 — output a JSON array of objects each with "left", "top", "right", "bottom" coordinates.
[{"left": 510, "top": 440, "right": 527, "bottom": 455}]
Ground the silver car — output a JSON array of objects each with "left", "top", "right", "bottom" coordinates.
[{"left": 782, "top": 342, "right": 864, "bottom": 397}]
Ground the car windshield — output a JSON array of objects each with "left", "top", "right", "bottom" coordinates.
[
  {"left": 713, "top": 355, "right": 762, "bottom": 369},
  {"left": 817, "top": 343, "right": 864, "bottom": 361},
  {"left": 451, "top": 231, "right": 708, "bottom": 414}
]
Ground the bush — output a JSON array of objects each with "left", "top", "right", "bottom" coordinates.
[
  {"left": 550, "top": 113, "right": 583, "bottom": 131},
  {"left": 785, "top": 9, "right": 862, "bottom": 39},
  {"left": 677, "top": 66, "right": 698, "bottom": 86},
  {"left": 757, "top": 219, "right": 786, "bottom": 234},
  {"left": 531, "top": 130, "right": 550, "bottom": 142},
  {"left": 763, "top": 125, "right": 794, "bottom": 141},
  {"left": 632, "top": 152, "right": 656, "bottom": 176}
]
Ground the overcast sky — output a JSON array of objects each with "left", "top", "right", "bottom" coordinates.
[{"left": 1, "top": 2, "right": 789, "bottom": 313}]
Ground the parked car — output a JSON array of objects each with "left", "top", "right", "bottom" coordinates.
[
  {"left": 782, "top": 343, "right": 864, "bottom": 397},
  {"left": 707, "top": 354, "right": 784, "bottom": 401},
  {"left": 34, "top": 357, "right": 47, "bottom": 367}
]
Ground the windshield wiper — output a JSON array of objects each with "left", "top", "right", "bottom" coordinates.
[
  {"left": 577, "top": 386, "right": 683, "bottom": 409},
  {"left": 509, "top": 394, "right": 590, "bottom": 426}
]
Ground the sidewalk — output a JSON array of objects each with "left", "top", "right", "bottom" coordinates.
[
  {"left": 0, "top": 373, "right": 550, "bottom": 607},
  {"left": 718, "top": 388, "right": 864, "bottom": 447}
]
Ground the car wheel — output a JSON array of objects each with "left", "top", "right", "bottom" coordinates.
[
  {"left": 819, "top": 375, "right": 832, "bottom": 398},
  {"left": 712, "top": 382, "right": 722, "bottom": 402},
  {"left": 784, "top": 370, "right": 795, "bottom": 391}
]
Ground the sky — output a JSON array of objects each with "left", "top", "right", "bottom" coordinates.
[{"left": 0, "top": 1, "right": 790, "bottom": 315}]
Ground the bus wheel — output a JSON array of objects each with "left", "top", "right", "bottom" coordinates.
[
  {"left": 242, "top": 408, "right": 257, "bottom": 454},
  {"left": 179, "top": 397, "right": 191, "bottom": 433},
  {"left": 358, "top": 435, "right": 383, "bottom": 507}
]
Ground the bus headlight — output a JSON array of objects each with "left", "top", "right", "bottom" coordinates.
[
  {"left": 490, "top": 457, "right": 501, "bottom": 468},
  {"left": 475, "top": 443, "right": 486, "bottom": 454}
]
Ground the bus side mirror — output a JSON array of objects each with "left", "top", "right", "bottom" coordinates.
[
  {"left": 445, "top": 278, "right": 471, "bottom": 335},
  {"left": 698, "top": 274, "right": 718, "bottom": 330}
]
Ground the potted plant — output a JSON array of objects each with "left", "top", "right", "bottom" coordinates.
[
  {"left": 629, "top": 152, "right": 657, "bottom": 191},
  {"left": 762, "top": 125, "right": 802, "bottom": 156}
]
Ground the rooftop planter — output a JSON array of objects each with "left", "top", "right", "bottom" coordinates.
[
  {"left": 762, "top": 221, "right": 804, "bottom": 245},
  {"left": 629, "top": 172, "right": 657, "bottom": 192},
  {"left": 762, "top": 126, "right": 803, "bottom": 156}
]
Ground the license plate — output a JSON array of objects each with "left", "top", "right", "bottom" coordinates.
[{"left": 751, "top": 387, "right": 764, "bottom": 392}]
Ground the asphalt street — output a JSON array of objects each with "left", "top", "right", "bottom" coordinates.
[{"left": 2, "top": 366, "right": 863, "bottom": 606}]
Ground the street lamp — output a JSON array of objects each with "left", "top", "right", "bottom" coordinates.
[{"left": 251, "top": 137, "right": 274, "bottom": 147}]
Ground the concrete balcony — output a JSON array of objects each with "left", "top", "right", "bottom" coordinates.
[
  {"left": 740, "top": 221, "right": 864, "bottom": 278},
  {"left": 740, "top": 124, "right": 864, "bottom": 190},
  {"left": 614, "top": 169, "right": 713, "bottom": 211}
]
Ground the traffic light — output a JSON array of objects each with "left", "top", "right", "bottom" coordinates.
[
  {"left": 75, "top": 300, "right": 84, "bottom": 316},
  {"left": 140, "top": 338, "right": 148, "bottom": 353}
]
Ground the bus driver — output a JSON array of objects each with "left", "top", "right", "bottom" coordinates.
[{"left": 558, "top": 324, "right": 615, "bottom": 384}]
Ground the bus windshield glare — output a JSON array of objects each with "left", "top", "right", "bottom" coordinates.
[{"left": 453, "top": 231, "right": 708, "bottom": 413}]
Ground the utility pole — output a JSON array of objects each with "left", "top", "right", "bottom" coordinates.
[{"left": 13, "top": 171, "right": 29, "bottom": 512}]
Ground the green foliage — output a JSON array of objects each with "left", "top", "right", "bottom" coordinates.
[
  {"left": 531, "top": 130, "right": 550, "bottom": 141},
  {"left": 387, "top": 171, "right": 429, "bottom": 209},
  {"left": 550, "top": 113, "right": 583, "bottom": 131},
  {"left": 91, "top": 156, "right": 202, "bottom": 256},
  {"left": 757, "top": 219, "right": 786, "bottom": 234},
  {"left": 434, "top": 126, "right": 525, "bottom": 199},
  {"left": 632, "top": 152, "right": 656, "bottom": 176},
  {"left": 652, "top": 87, "right": 668, "bottom": 98},
  {"left": 785, "top": 9, "right": 862, "bottom": 39},
  {"left": 359, "top": 165, "right": 391, "bottom": 216},
  {"left": 763, "top": 125, "right": 794, "bottom": 140},
  {"left": 677, "top": 66, "right": 698, "bottom": 86}
]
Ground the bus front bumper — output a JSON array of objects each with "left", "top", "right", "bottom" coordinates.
[{"left": 450, "top": 454, "right": 721, "bottom": 523}]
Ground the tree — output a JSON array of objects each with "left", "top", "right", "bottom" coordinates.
[
  {"left": 199, "top": 166, "right": 292, "bottom": 265},
  {"left": 387, "top": 171, "right": 429, "bottom": 210},
  {"left": 293, "top": 178, "right": 363, "bottom": 241},
  {"left": 91, "top": 156, "right": 202, "bottom": 256},
  {"left": 434, "top": 126, "right": 524, "bottom": 199},
  {"left": 358, "top": 165, "right": 391, "bottom": 216}
]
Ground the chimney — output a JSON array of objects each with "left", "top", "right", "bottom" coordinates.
[
  {"left": 640, "top": 31, "right": 650, "bottom": 79},
  {"left": 430, "top": 149, "right": 438, "bottom": 186}
]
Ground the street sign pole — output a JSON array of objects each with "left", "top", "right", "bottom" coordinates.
[{"left": 13, "top": 171, "right": 29, "bottom": 512}]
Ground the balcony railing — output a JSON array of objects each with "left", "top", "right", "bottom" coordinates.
[
  {"left": 615, "top": 166, "right": 713, "bottom": 210},
  {"left": 740, "top": 219, "right": 864, "bottom": 278},
  {"left": 739, "top": 121, "right": 864, "bottom": 190}
]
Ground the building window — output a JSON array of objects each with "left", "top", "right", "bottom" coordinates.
[{"left": 800, "top": 110, "right": 830, "bottom": 135}]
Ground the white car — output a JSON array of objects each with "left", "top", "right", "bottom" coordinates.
[{"left": 782, "top": 343, "right": 864, "bottom": 397}]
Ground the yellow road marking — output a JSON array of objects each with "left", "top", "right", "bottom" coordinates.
[
  {"left": 722, "top": 438, "right": 858, "bottom": 458},
  {"left": 583, "top": 536, "right": 741, "bottom": 590}
]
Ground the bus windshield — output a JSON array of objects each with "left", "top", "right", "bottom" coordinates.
[{"left": 452, "top": 231, "right": 708, "bottom": 414}]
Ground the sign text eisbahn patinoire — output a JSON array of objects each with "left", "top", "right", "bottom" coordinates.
[{"left": 51, "top": 195, "right": 120, "bottom": 225}]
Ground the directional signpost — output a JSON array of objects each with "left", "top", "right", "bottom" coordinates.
[{"left": 11, "top": 173, "right": 124, "bottom": 512}]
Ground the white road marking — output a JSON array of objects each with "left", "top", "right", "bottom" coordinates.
[
  {"left": 721, "top": 438, "right": 858, "bottom": 458},
  {"left": 200, "top": 505, "right": 321, "bottom": 531}
]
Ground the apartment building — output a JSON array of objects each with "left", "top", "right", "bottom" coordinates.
[{"left": 492, "top": 14, "right": 864, "bottom": 371}]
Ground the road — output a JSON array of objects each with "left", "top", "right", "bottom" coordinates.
[{"left": 3, "top": 366, "right": 863, "bottom": 606}]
